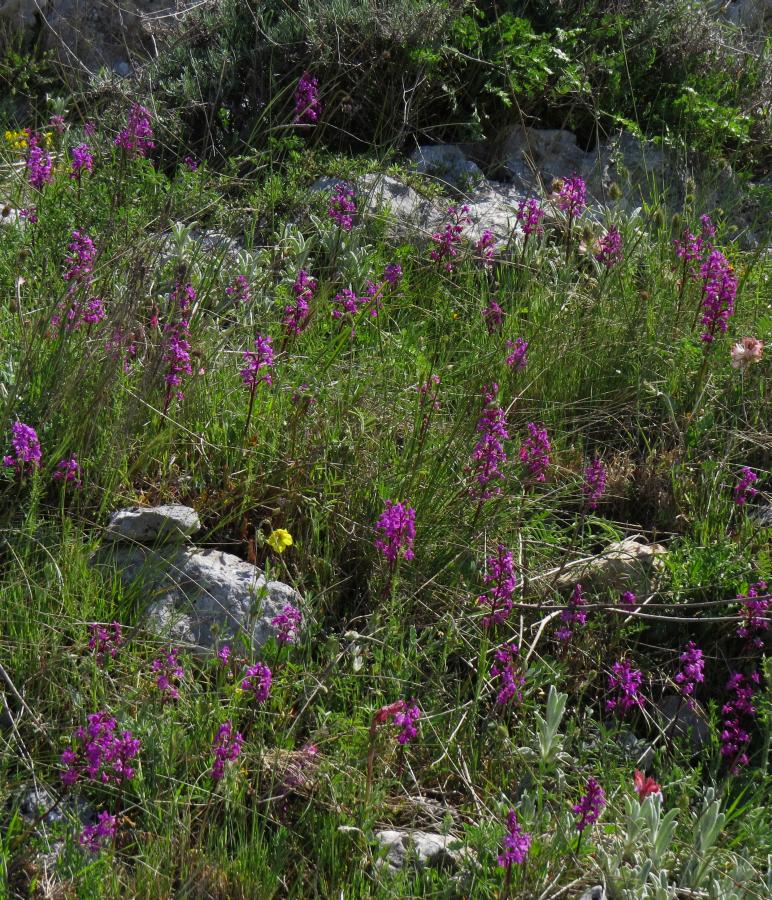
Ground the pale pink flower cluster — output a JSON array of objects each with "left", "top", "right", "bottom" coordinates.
[{"left": 730, "top": 337, "right": 764, "bottom": 370}]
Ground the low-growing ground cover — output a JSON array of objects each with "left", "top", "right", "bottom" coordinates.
[{"left": 0, "top": 49, "right": 770, "bottom": 900}]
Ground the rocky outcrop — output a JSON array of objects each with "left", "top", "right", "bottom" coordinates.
[
  {"left": 93, "top": 505, "right": 302, "bottom": 655},
  {"left": 374, "top": 829, "right": 475, "bottom": 874},
  {"left": 496, "top": 126, "right": 675, "bottom": 209},
  {"left": 549, "top": 536, "right": 667, "bottom": 598},
  {"left": 724, "top": 0, "right": 772, "bottom": 31},
  {"left": 0, "top": 0, "right": 188, "bottom": 73},
  {"left": 315, "top": 129, "right": 766, "bottom": 251},
  {"left": 409, "top": 144, "right": 484, "bottom": 188},
  {"left": 103, "top": 504, "right": 201, "bottom": 543},
  {"left": 358, "top": 174, "right": 443, "bottom": 236}
]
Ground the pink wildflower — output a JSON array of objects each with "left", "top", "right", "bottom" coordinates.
[
  {"left": 477, "top": 544, "right": 517, "bottom": 627},
  {"left": 519, "top": 422, "right": 551, "bottom": 482},
  {"left": 498, "top": 809, "right": 531, "bottom": 868},
  {"left": 374, "top": 500, "right": 416, "bottom": 564},
  {"left": 730, "top": 337, "right": 764, "bottom": 370},
  {"left": 211, "top": 721, "right": 244, "bottom": 781},
  {"left": 505, "top": 337, "right": 528, "bottom": 370},
  {"left": 430, "top": 205, "right": 470, "bottom": 271},
  {"left": 241, "top": 663, "right": 272, "bottom": 703}
]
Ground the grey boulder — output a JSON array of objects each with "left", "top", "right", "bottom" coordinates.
[
  {"left": 374, "top": 829, "right": 474, "bottom": 874},
  {"left": 656, "top": 694, "right": 710, "bottom": 750},
  {"left": 410, "top": 144, "right": 484, "bottom": 188},
  {"left": 577, "top": 887, "right": 607, "bottom": 900},
  {"left": 103, "top": 504, "right": 201, "bottom": 544},
  {"left": 551, "top": 536, "right": 667, "bottom": 598},
  {"left": 94, "top": 542, "right": 299, "bottom": 655}
]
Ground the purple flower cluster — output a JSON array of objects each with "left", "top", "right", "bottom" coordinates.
[
  {"left": 241, "top": 662, "right": 272, "bottom": 703},
  {"left": 52, "top": 230, "right": 106, "bottom": 332},
  {"left": 519, "top": 422, "right": 551, "bottom": 483},
  {"left": 293, "top": 72, "right": 322, "bottom": 125},
  {"left": 505, "top": 337, "right": 528, "bottom": 370},
  {"left": 373, "top": 700, "right": 421, "bottom": 745},
  {"left": 484, "top": 299, "right": 506, "bottom": 334},
  {"left": 211, "top": 721, "right": 244, "bottom": 781},
  {"left": 606, "top": 659, "right": 645, "bottom": 716},
  {"left": 469, "top": 384, "right": 509, "bottom": 500},
  {"left": 736, "top": 580, "right": 769, "bottom": 651},
  {"left": 621, "top": 591, "right": 636, "bottom": 606},
  {"left": 721, "top": 670, "right": 760, "bottom": 772},
  {"left": 331, "top": 288, "right": 362, "bottom": 320},
  {"left": 498, "top": 809, "right": 531, "bottom": 868},
  {"left": 240, "top": 334, "right": 274, "bottom": 388},
  {"left": 572, "top": 777, "right": 606, "bottom": 832},
  {"left": 54, "top": 453, "right": 82, "bottom": 486},
  {"left": 734, "top": 467, "right": 758, "bottom": 506},
  {"left": 114, "top": 103, "right": 155, "bottom": 158},
  {"left": 595, "top": 226, "right": 623, "bottom": 267},
  {"left": 491, "top": 642, "right": 525, "bottom": 705},
  {"left": 63, "top": 231, "right": 97, "bottom": 286},
  {"left": 3, "top": 422, "right": 42, "bottom": 474},
  {"left": 699, "top": 248, "right": 737, "bottom": 342},
  {"left": 555, "top": 583, "right": 587, "bottom": 643},
  {"left": 555, "top": 175, "right": 586, "bottom": 218},
  {"left": 582, "top": 456, "right": 606, "bottom": 510},
  {"left": 226, "top": 274, "right": 250, "bottom": 304},
  {"left": 183, "top": 156, "right": 198, "bottom": 171},
  {"left": 271, "top": 602, "right": 302, "bottom": 644},
  {"left": 162, "top": 315, "right": 192, "bottom": 406},
  {"left": 394, "top": 702, "right": 421, "bottom": 744},
  {"left": 331, "top": 278, "right": 392, "bottom": 326},
  {"left": 477, "top": 544, "right": 517, "bottom": 628},
  {"left": 61, "top": 712, "right": 140, "bottom": 786},
  {"left": 383, "top": 262, "right": 402, "bottom": 285},
  {"left": 674, "top": 641, "right": 705, "bottom": 704},
  {"left": 374, "top": 500, "right": 416, "bottom": 564},
  {"left": 515, "top": 198, "right": 545, "bottom": 237},
  {"left": 328, "top": 184, "right": 356, "bottom": 231},
  {"left": 674, "top": 215, "right": 715, "bottom": 265},
  {"left": 430, "top": 205, "right": 470, "bottom": 272},
  {"left": 475, "top": 229, "right": 497, "bottom": 267},
  {"left": 70, "top": 143, "right": 94, "bottom": 180},
  {"left": 79, "top": 811, "right": 117, "bottom": 853},
  {"left": 171, "top": 281, "right": 196, "bottom": 312},
  {"left": 151, "top": 648, "right": 184, "bottom": 701},
  {"left": 284, "top": 270, "right": 317, "bottom": 336},
  {"left": 26, "top": 132, "right": 53, "bottom": 190},
  {"left": 88, "top": 622, "right": 123, "bottom": 665}
]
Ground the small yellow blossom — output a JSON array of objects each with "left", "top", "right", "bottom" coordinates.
[
  {"left": 4, "top": 129, "right": 28, "bottom": 151},
  {"left": 267, "top": 528, "right": 293, "bottom": 553}
]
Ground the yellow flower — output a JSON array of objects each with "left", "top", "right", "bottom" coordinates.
[
  {"left": 267, "top": 528, "right": 293, "bottom": 553},
  {"left": 4, "top": 129, "right": 28, "bottom": 150}
]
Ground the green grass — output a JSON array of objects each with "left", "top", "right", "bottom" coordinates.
[{"left": 0, "top": 87, "right": 770, "bottom": 899}]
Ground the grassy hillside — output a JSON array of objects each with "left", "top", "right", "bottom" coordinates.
[{"left": 0, "top": 2, "right": 770, "bottom": 897}]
